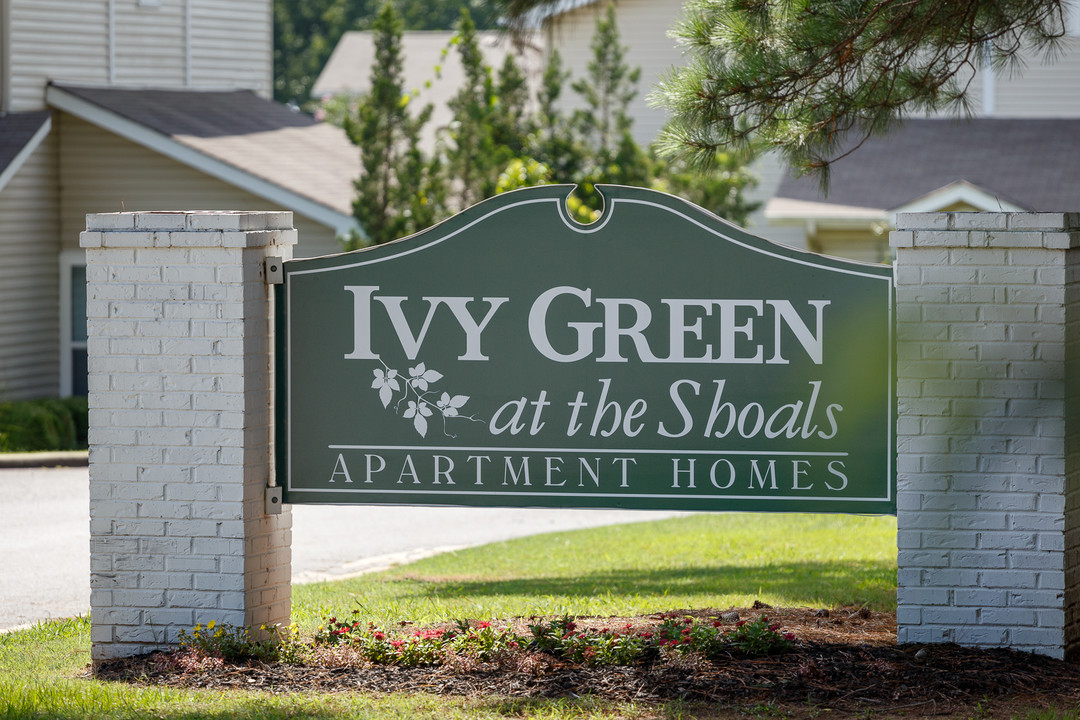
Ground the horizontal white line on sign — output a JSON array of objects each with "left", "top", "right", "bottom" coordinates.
[
  {"left": 286, "top": 487, "right": 889, "bottom": 502},
  {"left": 327, "top": 445, "right": 850, "bottom": 457}
]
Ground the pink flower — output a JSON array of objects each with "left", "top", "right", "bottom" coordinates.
[
  {"left": 478, "top": 621, "right": 491, "bottom": 629},
  {"left": 373, "top": 632, "right": 385, "bottom": 641}
]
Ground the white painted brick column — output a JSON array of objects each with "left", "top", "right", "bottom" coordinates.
[
  {"left": 892, "top": 212, "right": 1080, "bottom": 659},
  {"left": 82, "top": 211, "right": 295, "bottom": 661}
]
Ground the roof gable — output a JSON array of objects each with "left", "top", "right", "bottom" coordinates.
[
  {"left": 0, "top": 112, "right": 53, "bottom": 193},
  {"left": 46, "top": 85, "right": 359, "bottom": 235},
  {"left": 774, "top": 118, "right": 1080, "bottom": 214}
]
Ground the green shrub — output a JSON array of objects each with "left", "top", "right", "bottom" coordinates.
[
  {"left": 0, "top": 396, "right": 85, "bottom": 452},
  {"left": 59, "top": 395, "right": 89, "bottom": 446}
]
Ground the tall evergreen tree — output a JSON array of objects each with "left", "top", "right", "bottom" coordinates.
[
  {"left": 529, "top": 49, "right": 580, "bottom": 181},
  {"left": 442, "top": 9, "right": 504, "bottom": 210},
  {"left": 346, "top": 3, "right": 438, "bottom": 246},
  {"left": 570, "top": 3, "right": 640, "bottom": 160}
]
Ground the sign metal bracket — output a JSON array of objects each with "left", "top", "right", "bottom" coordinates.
[
  {"left": 265, "top": 257, "right": 283, "bottom": 285},
  {"left": 265, "top": 486, "right": 283, "bottom": 515}
]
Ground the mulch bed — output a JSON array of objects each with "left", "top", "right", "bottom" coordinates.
[{"left": 96, "top": 606, "right": 1080, "bottom": 717}]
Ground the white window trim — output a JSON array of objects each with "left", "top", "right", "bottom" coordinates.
[{"left": 59, "top": 249, "right": 86, "bottom": 397}]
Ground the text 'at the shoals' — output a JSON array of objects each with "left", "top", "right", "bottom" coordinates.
[{"left": 277, "top": 185, "right": 895, "bottom": 514}]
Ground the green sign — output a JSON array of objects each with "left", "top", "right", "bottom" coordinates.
[{"left": 277, "top": 185, "right": 895, "bottom": 514}]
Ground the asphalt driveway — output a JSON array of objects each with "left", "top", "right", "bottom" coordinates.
[{"left": 0, "top": 466, "right": 678, "bottom": 630}]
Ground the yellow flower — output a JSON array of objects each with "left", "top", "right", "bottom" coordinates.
[{"left": 207, "top": 620, "right": 216, "bottom": 630}]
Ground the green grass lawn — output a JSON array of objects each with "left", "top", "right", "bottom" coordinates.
[
  {"left": 292, "top": 513, "right": 898, "bottom": 629},
  {"left": 2, "top": 512, "right": 903, "bottom": 719}
]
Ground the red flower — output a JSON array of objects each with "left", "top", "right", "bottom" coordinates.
[
  {"left": 769, "top": 623, "right": 781, "bottom": 632},
  {"left": 373, "top": 631, "right": 385, "bottom": 641},
  {"left": 642, "top": 632, "right": 653, "bottom": 639},
  {"left": 784, "top": 632, "right": 795, "bottom": 641},
  {"left": 713, "top": 620, "right": 722, "bottom": 627},
  {"left": 681, "top": 628, "right": 692, "bottom": 635},
  {"left": 684, "top": 618, "right": 694, "bottom": 625},
  {"left": 478, "top": 621, "right": 491, "bottom": 629},
  {"left": 736, "top": 620, "right": 746, "bottom": 628}
]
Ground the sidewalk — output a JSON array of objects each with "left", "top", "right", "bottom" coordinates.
[{"left": 0, "top": 451, "right": 88, "bottom": 469}]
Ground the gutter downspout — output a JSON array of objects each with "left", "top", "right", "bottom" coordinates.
[
  {"left": 107, "top": 0, "right": 116, "bottom": 84},
  {"left": 1, "top": 0, "right": 11, "bottom": 112}
]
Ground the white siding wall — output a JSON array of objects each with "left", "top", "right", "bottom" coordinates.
[
  {"left": 58, "top": 115, "right": 339, "bottom": 257},
  {"left": 0, "top": 133, "right": 60, "bottom": 399},
  {"left": 8, "top": 0, "right": 271, "bottom": 113},
  {"left": 992, "top": 38, "right": 1080, "bottom": 117},
  {"left": 8, "top": 0, "right": 109, "bottom": 112},
  {"left": 114, "top": 0, "right": 186, "bottom": 87},
  {"left": 190, "top": 0, "right": 272, "bottom": 96}
]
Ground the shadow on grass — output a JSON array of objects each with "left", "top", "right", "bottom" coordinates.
[{"left": 397, "top": 560, "right": 898, "bottom": 609}]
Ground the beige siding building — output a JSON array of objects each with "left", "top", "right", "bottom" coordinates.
[{"left": 0, "top": 0, "right": 359, "bottom": 399}]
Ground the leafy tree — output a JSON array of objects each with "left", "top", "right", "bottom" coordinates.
[
  {"left": 345, "top": 3, "right": 441, "bottom": 246},
  {"left": 274, "top": 0, "right": 374, "bottom": 105},
  {"left": 650, "top": 0, "right": 1068, "bottom": 183},
  {"left": 651, "top": 151, "right": 759, "bottom": 227}
]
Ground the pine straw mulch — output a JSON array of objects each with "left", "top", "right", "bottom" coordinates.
[{"left": 95, "top": 606, "right": 1080, "bottom": 718}]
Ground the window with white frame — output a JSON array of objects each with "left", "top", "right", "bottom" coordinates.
[{"left": 59, "top": 251, "right": 87, "bottom": 397}]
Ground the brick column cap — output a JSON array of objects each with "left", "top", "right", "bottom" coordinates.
[
  {"left": 85, "top": 210, "right": 295, "bottom": 233},
  {"left": 894, "top": 211, "right": 1080, "bottom": 235}
]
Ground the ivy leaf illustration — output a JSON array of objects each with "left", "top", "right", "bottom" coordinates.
[
  {"left": 372, "top": 368, "right": 400, "bottom": 408},
  {"left": 437, "top": 392, "right": 469, "bottom": 417},
  {"left": 408, "top": 363, "right": 443, "bottom": 391},
  {"left": 413, "top": 413, "right": 428, "bottom": 437},
  {"left": 404, "top": 400, "right": 432, "bottom": 437}
]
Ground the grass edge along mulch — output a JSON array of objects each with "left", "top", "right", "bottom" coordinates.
[{"left": 97, "top": 606, "right": 1080, "bottom": 719}]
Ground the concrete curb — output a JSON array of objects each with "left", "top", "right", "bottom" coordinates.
[{"left": 0, "top": 451, "right": 88, "bottom": 469}]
